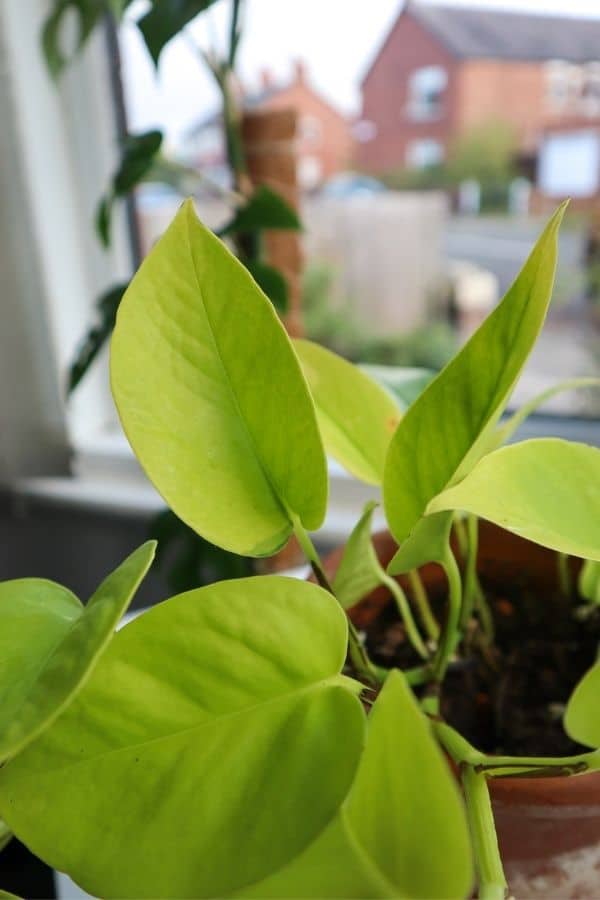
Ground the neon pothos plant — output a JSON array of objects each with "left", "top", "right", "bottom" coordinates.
[{"left": 1, "top": 200, "right": 600, "bottom": 899}]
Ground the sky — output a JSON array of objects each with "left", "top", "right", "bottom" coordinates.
[{"left": 121, "top": 0, "right": 600, "bottom": 145}]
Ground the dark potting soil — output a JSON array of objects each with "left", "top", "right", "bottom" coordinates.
[{"left": 364, "top": 572, "right": 600, "bottom": 756}]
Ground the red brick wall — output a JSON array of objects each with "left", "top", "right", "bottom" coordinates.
[
  {"left": 259, "top": 71, "right": 354, "bottom": 184},
  {"left": 455, "top": 60, "right": 546, "bottom": 153},
  {"left": 356, "top": 9, "right": 459, "bottom": 173}
]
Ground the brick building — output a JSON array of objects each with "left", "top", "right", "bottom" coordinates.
[
  {"left": 356, "top": 1, "right": 600, "bottom": 197},
  {"left": 183, "top": 61, "right": 353, "bottom": 191}
]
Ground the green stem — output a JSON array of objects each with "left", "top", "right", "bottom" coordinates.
[
  {"left": 292, "top": 519, "right": 381, "bottom": 688},
  {"left": 462, "top": 766, "right": 508, "bottom": 900},
  {"left": 377, "top": 568, "right": 429, "bottom": 661},
  {"left": 407, "top": 568, "right": 440, "bottom": 641},
  {"left": 228, "top": 0, "right": 243, "bottom": 66},
  {"left": 477, "top": 749, "right": 597, "bottom": 778},
  {"left": 432, "top": 546, "right": 463, "bottom": 683},
  {"left": 461, "top": 514, "right": 479, "bottom": 629},
  {"left": 454, "top": 516, "right": 468, "bottom": 556},
  {"left": 558, "top": 552, "right": 572, "bottom": 597}
]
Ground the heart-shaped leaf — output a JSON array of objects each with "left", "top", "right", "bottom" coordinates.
[
  {"left": 111, "top": 201, "right": 327, "bottom": 556},
  {"left": 565, "top": 661, "right": 600, "bottom": 748},
  {"left": 383, "top": 205, "right": 566, "bottom": 551},
  {"left": 0, "top": 542, "right": 154, "bottom": 762},
  {"left": 294, "top": 339, "right": 401, "bottom": 485},
  {"left": 220, "top": 186, "right": 301, "bottom": 237},
  {"left": 428, "top": 439, "right": 600, "bottom": 560},
  {"left": 137, "top": 1, "right": 221, "bottom": 64},
  {"left": 0, "top": 577, "right": 365, "bottom": 899},
  {"left": 240, "top": 671, "right": 472, "bottom": 898}
]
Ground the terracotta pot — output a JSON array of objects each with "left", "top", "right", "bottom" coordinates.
[{"left": 322, "top": 521, "right": 600, "bottom": 899}]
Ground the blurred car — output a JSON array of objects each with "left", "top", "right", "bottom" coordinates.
[{"left": 319, "top": 171, "right": 386, "bottom": 199}]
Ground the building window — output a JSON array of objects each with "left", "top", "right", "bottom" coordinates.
[
  {"left": 407, "top": 66, "right": 447, "bottom": 120},
  {"left": 582, "top": 63, "right": 600, "bottom": 116},
  {"left": 406, "top": 139, "right": 444, "bottom": 169},
  {"left": 299, "top": 115, "right": 322, "bottom": 143}
]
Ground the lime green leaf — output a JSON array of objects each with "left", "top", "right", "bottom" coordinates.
[
  {"left": 333, "top": 502, "right": 382, "bottom": 609},
  {"left": 494, "top": 376, "right": 600, "bottom": 449},
  {"left": 565, "top": 660, "right": 600, "bottom": 747},
  {"left": 0, "top": 542, "right": 154, "bottom": 762},
  {"left": 388, "top": 512, "right": 453, "bottom": 575},
  {"left": 0, "top": 889, "right": 21, "bottom": 899},
  {"left": 360, "top": 365, "right": 435, "bottom": 411},
  {"left": 138, "top": 1, "right": 221, "bottom": 64},
  {"left": 0, "top": 577, "right": 365, "bottom": 899},
  {"left": 429, "top": 439, "right": 600, "bottom": 560},
  {"left": 241, "top": 671, "right": 472, "bottom": 899},
  {"left": 0, "top": 820, "right": 12, "bottom": 853},
  {"left": 220, "top": 186, "right": 301, "bottom": 237},
  {"left": 383, "top": 204, "right": 566, "bottom": 547},
  {"left": 580, "top": 559, "right": 600, "bottom": 605},
  {"left": 111, "top": 201, "right": 327, "bottom": 557},
  {"left": 294, "top": 339, "right": 401, "bottom": 485}
]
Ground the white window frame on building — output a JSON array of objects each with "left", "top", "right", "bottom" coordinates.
[
  {"left": 406, "top": 138, "right": 445, "bottom": 169},
  {"left": 407, "top": 65, "right": 447, "bottom": 121}
]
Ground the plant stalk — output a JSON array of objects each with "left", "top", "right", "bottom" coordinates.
[
  {"left": 557, "top": 551, "right": 572, "bottom": 597},
  {"left": 432, "top": 546, "right": 464, "bottom": 683},
  {"left": 461, "top": 765, "right": 508, "bottom": 900},
  {"left": 407, "top": 568, "right": 440, "bottom": 641},
  {"left": 377, "top": 568, "right": 429, "bottom": 660}
]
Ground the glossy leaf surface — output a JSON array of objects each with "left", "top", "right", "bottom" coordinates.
[
  {"left": 0, "top": 820, "right": 12, "bottom": 853},
  {"left": 383, "top": 205, "right": 565, "bottom": 546},
  {"left": 565, "top": 661, "right": 600, "bottom": 748},
  {"left": 0, "top": 543, "right": 154, "bottom": 762},
  {"left": 241, "top": 672, "right": 472, "bottom": 898},
  {"left": 0, "top": 578, "right": 364, "bottom": 899},
  {"left": 111, "top": 201, "right": 327, "bottom": 556},
  {"left": 294, "top": 339, "right": 401, "bottom": 485},
  {"left": 429, "top": 439, "right": 600, "bottom": 560},
  {"left": 333, "top": 502, "right": 382, "bottom": 609}
]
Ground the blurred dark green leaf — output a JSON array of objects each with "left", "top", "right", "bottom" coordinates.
[
  {"left": 138, "top": 0, "right": 221, "bottom": 64},
  {"left": 219, "top": 185, "right": 301, "bottom": 237},
  {"left": 148, "top": 509, "right": 254, "bottom": 595},
  {"left": 96, "top": 130, "right": 162, "bottom": 247},
  {"left": 68, "top": 282, "right": 129, "bottom": 393},
  {"left": 42, "top": 0, "right": 106, "bottom": 79},
  {"left": 244, "top": 260, "right": 288, "bottom": 313}
]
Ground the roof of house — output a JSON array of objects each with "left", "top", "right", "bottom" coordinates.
[{"left": 407, "top": 2, "right": 600, "bottom": 63}]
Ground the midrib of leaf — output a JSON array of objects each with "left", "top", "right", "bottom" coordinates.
[
  {"left": 184, "top": 213, "right": 291, "bottom": 525},
  {"left": 3, "top": 674, "right": 353, "bottom": 778}
]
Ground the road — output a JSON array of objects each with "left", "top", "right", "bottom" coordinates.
[{"left": 445, "top": 216, "right": 585, "bottom": 302}]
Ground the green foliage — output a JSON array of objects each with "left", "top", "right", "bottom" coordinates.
[
  {"left": 0, "top": 820, "right": 12, "bottom": 853},
  {"left": 0, "top": 578, "right": 365, "bottom": 899},
  {"left": 294, "top": 339, "right": 401, "bottom": 485},
  {"left": 96, "top": 130, "right": 163, "bottom": 247},
  {"left": 149, "top": 508, "right": 254, "bottom": 594},
  {"left": 579, "top": 558, "right": 600, "bottom": 605},
  {"left": 384, "top": 203, "right": 565, "bottom": 559},
  {"left": 243, "top": 673, "right": 473, "bottom": 899},
  {"left": 68, "top": 282, "right": 128, "bottom": 392},
  {"left": 138, "top": 0, "right": 221, "bottom": 64},
  {"left": 41, "top": 0, "right": 109, "bottom": 79},
  {"left": 245, "top": 260, "right": 289, "bottom": 313},
  {"left": 220, "top": 185, "right": 302, "bottom": 237},
  {"left": 111, "top": 200, "right": 327, "bottom": 556},
  {"left": 429, "top": 439, "right": 600, "bottom": 560},
  {"left": 565, "top": 660, "right": 600, "bottom": 747},
  {"left": 333, "top": 502, "right": 382, "bottom": 609},
  {"left": 0, "top": 543, "right": 154, "bottom": 762}
]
